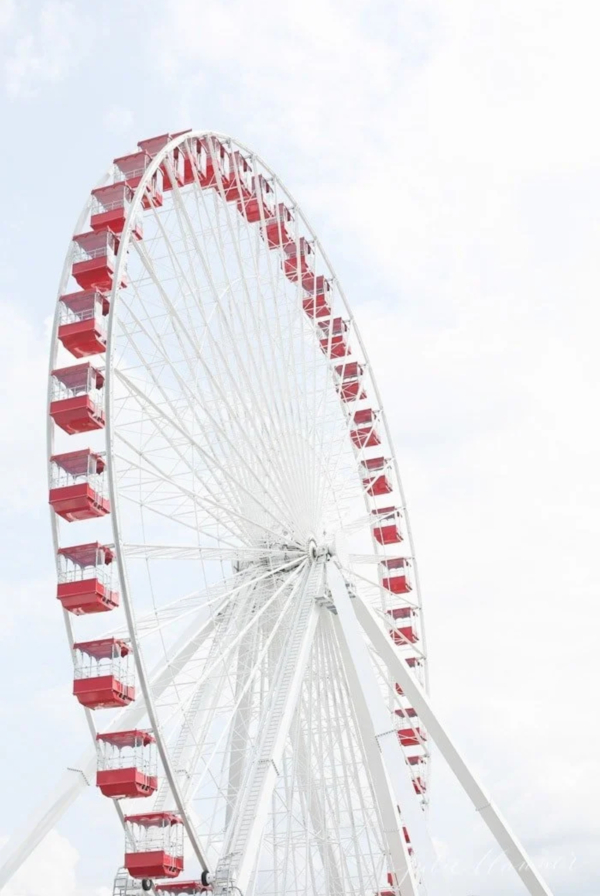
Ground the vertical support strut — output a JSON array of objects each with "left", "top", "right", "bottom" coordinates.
[
  {"left": 216, "top": 563, "right": 322, "bottom": 895},
  {"left": 351, "top": 587, "right": 555, "bottom": 896}
]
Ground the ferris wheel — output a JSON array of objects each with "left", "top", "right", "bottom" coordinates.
[{"left": 0, "top": 132, "right": 553, "bottom": 896}]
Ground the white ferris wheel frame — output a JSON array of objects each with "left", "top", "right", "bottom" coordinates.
[{"left": 0, "top": 131, "right": 554, "bottom": 896}]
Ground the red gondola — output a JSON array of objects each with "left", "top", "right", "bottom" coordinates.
[
  {"left": 50, "top": 363, "right": 105, "bottom": 434},
  {"left": 49, "top": 449, "right": 110, "bottom": 521},
  {"left": 96, "top": 730, "right": 157, "bottom": 799},
  {"left": 124, "top": 813, "right": 184, "bottom": 879},
  {"left": 57, "top": 542, "right": 118, "bottom": 615},
  {"left": 73, "top": 638, "right": 134, "bottom": 709}
]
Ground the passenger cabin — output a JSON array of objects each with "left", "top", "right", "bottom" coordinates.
[
  {"left": 238, "top": 175, "right": 274, "bottom": 222},
  {"left": 50, "top": 363, "right": 105, "bottom": 434},
  {"left": 114, "top": 150, "right": 163, "bottom": 208},
  {"left": 300, "top": 269, "right": 324, "bottom": 294},
  {"left": 221, "top": 151, "right": 251, "bottom": 202},
  {"left": 336, "top": 360, "right": 366, "bottom": 402},
  {"left": 353, "top": 407, "right": 376, "bottom": 425},
  {"left": 397, "top": 727, "right": 425, "bottom": 748},
  {"left": 389, "top": 624, "right": 419, "bottom": 646},
  {"left": 58, "top": 290, "right": 109, "bottom": 358},
  {"left": 320, "top": 333, "right": 348, "bottom": 359},
  {"left": 371, "top": 508, "right": 403, "bottom": 545},
  {"left": 73, "top": 638, "right": 135, "bottom": 709},
  {"left": 283, "top": 237, "right": 313, "bottom": 283},
  {"left": 57, "top": 542, "right": 119, "bottom": 615},
  {"left": 361, "top": 457, "right": 392, "bottom": 496},
  {"left": 124, "top": 812, "right": 184, "bottom": 879},
  {"left": 351, "top": 424, "right": 380, "bottom": 449},
  {"left": 96, "top": 730, "right": 157, "bottom": 799},
  {"left": 381, "top": 557, "right": 412, "bottom": 595},
  {"left": 264, "top": 203, "right": 293, "bottom": 247},
  {"left": 395, "top": 707, "right": 418, "bottom": 719},
  {"left": 387, "top": 605, "right": 413, "bottom": 620},
  {"left": 138, "top": 133, "right": 185, "bottom": 191},
  {"left": 90, "top": 183, "right": 142, "bottom": 238},
  {"left": 302, "top": 277, "right": 332, "bottom": 319},
  {"left": 413, "top": 777, "right": 426, "bottom": 796},
  {"left": 72, "top": 230, "right": 122, "bottom": 292},
  {"left": 364, "top": 474, "right": 392, "bottom": 496},
  {"left": 319, "top": 317, "right": 349, "bottom": 359},
  {"left": 169, "top": 132, "right": 203, "bottom": 186},
  {"left": 198, "top": 136, "right": 229, "bottom": 189},
  {"left": 49, "top": 449, "right": 110, "bottom": 521}
]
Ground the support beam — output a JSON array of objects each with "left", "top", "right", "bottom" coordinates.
[
  {"left": 351, "top": 587, "right": 555, "bottom": 896},
  {"left": 328, "top": 562, "right": 443, "bottom": 896}
]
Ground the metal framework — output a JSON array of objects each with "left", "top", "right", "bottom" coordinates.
[{"left": 0, "top": 131, "right": 554, "bottom": 896}]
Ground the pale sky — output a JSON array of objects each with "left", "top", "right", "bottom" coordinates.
[{"left": 0, "top": 1, "right": 599, "bottom": 894}]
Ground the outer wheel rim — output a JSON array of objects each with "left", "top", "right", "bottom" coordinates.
[{"left": 48, "top": 130, "right": 429, "bottom": 891}]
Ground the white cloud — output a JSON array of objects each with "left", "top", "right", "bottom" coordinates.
[
  {"left": 4, "top": 1, "right": 89, "bottom": 99},
  {"left": 0, "top": 829, "right": 109, "bottom": 896}
]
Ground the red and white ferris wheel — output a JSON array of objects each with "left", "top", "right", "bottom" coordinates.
[{"left": 0, "top": 131, "right": 553, "bottom": 896}]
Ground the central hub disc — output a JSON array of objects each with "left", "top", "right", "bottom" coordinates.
[{"left": 307, "top": 537, "right": 318, "bottom": 562}]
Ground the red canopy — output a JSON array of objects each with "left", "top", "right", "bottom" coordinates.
[
  {"left": 52, "top": 363, "right": 104, "bottom": 390},
  {"left": 73, "top": 638, "right": 130, "bottom": 660},
  {"left": 97, "top": 729, "right": 155, "bottom": 748},
  {"left": 370, "top": 506, "right": 399, "bottom": 518},
  {"left": 91, "top": 182, "right": 133, "bottom": 205},
  {"left": 124, "top": 812, "right": 182, "bottom": 827},
  {"left": 362, "top": 457, "right": 388, "bottom": 472},
  {"left": 113, "top": 150, "right": 151, "bottom": 175},
  {"left": 335, "top": 361, "right": 363, "bottom": 380},
  {"left": 353, "top": 407, "right": 374, "bottom": 425},
  {"left": 381, "top": 557, "right": 407, "bottom": 570},
  {"left": 51, "top": 449, "right": 105, "bottom": 476},
  {"left": 60, "top": 289, "right": 109, "bottom": 315},
  {"left": 73, "top": 229, "right": 117, "bottom": 252},
  {"left": 138, "top": 133, "right": 175, "bottom": 156},
  {"left": 58, "top": 542, "right": 113, "bottom": 567}
]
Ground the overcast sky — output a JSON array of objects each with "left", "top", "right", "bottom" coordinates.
[{"left": 0, "top": 1, "right": 598, "bottom": 894}]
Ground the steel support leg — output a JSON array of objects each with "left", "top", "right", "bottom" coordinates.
[{"left": 351, "top": 586, "right": 554, "bottom": 896}]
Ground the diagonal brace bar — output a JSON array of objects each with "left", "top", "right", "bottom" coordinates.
[{"left": 351, "top": 588, "right": 554, "bottom": 896}]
